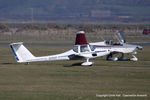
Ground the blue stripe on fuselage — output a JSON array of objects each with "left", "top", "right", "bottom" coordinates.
[
  {"left": 95, "top": 50, "right": 107, "bottom": 53},
  {"left": 69, "top": 54, "right": 76, "bottom": 56}
]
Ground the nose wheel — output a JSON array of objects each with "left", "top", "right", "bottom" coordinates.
[
  {"left": 81, "top": 58, "right": 93, "bottom": 66},
  {"left": 130, "top": 55, "right": 138, "bottom": 61}
]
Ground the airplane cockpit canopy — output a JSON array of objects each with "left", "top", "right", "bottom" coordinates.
[
  {"left": 89, "top": 45, "right": 95, "bottom": 51},
  {"left": 73, "top": 44, "right": 95, "bottom": 53},
  {"left": 102, "top": 30, "right": 125, "bottom": 46},
  {"left": 80, "top": 45, "right": 89, "bottom": 52},
  {"left": 105, "top": 40, "right": 123, "bottom": 46},
  {"left": 73, "top": 45, "right": 78, "bottom": 52}
]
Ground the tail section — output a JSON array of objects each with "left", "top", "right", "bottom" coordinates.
[
  {"left": 75, "top": 31, "right": 88, "bottom": 45},
  {"left": 10, "top": 42, "right": 35, "bottom": 63}
]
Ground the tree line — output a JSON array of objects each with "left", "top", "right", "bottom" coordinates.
[{"left": 0, "top": 23, "right": 150, "bottom": 33}]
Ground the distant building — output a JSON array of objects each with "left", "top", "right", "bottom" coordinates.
[{"left": 143, "top": 29, "right": 150, "bottom": 35}]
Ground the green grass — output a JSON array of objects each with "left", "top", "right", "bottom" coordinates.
[{"left": 0, "top": 44, "right": 150, "bottom": 100}]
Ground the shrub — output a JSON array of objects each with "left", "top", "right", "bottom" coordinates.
[
  {"left": 78, "top": 24, "right": 94, "bottom": 32},
  {"left": 47, "top": 23, "right": 65, "bottom": 29},
  {"left": 16, "top": 24, "right": 48, "bottom": 32},
  {"left": 0, "top": 24, "right": 10, "bottom": 32}
]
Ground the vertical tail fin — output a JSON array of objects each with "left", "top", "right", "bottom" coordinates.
[
  {"left": 75, "top": 31, "right": 88, "bottom": 45},
  {"left": 10, "top": 42, "right": 35, "bottom": 63}
]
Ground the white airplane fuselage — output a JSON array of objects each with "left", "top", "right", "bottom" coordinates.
[
  {"left": 73, "top": 45, "right": 110, "bottom": 59},
  {"left": 90, "top": 41, "right": 141, "bottom": 54},
  {"left": 90, "top": 41, "right": 142, "bottom": 61}
]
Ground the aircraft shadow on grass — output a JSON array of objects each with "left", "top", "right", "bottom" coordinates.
[
  {"left": 1, "top": 62, "right": 13, "bottom": 64},
  {"left": 63, "top": 62, "right": 84, "bottom": 67}
]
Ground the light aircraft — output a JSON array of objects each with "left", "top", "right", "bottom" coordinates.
[
  {"left": 10, "top": 31, "right": 111, "bottom": 66},
  {"left": 10, "top": 31, "right": 142, "bottom": 66},
  {"left": 90, "top": 30, "right": 143, "bottom": 61}
]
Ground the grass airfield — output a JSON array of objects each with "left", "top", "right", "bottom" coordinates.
[{"left": 0, "top": 43, "right": 150, "bottom": 100}]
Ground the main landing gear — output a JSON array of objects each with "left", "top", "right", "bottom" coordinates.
[{"left": 106, "top": 53, "right": 138, "bottom": 61}]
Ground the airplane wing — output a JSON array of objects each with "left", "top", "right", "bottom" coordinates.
[
  {"left": 89, "top": 41, "right": 106, "bottom": 46},
  {"left": 10, "top": 42, "right": 77, "bottom": 63}
]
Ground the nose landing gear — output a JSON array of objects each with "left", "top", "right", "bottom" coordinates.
[
  {"left": 130, "top": 55, "right": 138, "bottom": 61},
  {"left": 81, "top": 58, "right": 93, "bottom": 66}
]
